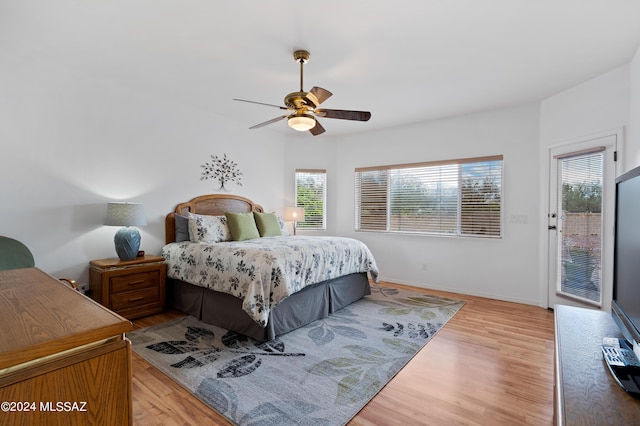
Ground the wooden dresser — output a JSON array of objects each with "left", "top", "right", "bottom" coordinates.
[
  {"left": 554, "top": 304, "right": 640, "bottom": 425},
  {"left": 0, "top": 268, "right": 133, "bottom": 425}
]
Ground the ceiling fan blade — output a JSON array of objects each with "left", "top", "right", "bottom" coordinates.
[
  {"left": 249, "top": 115, "right": 288, "bottom": 129},
  {"left": 234, "top": 98, "right": 288, "bottom": 110},
  {"left": 315, "top": 108, "right": 371, "bottom": 121},
  {"left": 309, "top": 87, "right": 333, "bottom": 105},
  {"left": 309, "top": 120, "right": 326, "bottom": 136}
]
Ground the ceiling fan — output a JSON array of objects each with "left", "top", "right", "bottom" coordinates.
[{"left": 234, "top": 50, "right": 371, "bottom": 136}]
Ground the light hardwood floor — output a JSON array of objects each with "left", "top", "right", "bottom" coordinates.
[{"left": 130, "top": 282, "right": 555, "bottom": 425}]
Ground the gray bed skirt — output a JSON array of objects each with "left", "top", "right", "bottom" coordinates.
[{"left": 166, "top": 272, "right": 371, "bottom": 341}]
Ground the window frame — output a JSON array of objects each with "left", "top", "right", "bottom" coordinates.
[{"left": 354, "top": 155, "right": 503, "bottom": 238}]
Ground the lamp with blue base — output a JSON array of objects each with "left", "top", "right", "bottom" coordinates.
[{"left": 105, "top": 202, "right": 147, "bottom": 261}]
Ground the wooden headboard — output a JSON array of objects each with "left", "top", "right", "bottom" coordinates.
[{"left": 165, "top": 194, "right": 264, "bottom": 244}]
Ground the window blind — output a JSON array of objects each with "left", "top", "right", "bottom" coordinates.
[
  {"left": 295, "top": 169, "right": 326, "bottom": 230},
  {"left": 557, "top": 151, "right": 603, "bottom": 304},
  {"left": 355, "top": 156, "right": 503, "bottom": 237}
]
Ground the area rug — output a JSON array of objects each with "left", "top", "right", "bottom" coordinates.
[{"left": 129, "top": 285, "right": 464, "bottom": 425}]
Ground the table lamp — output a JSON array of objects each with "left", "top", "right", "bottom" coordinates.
[
  {"left": 105, "top": 202, "right": 147, "bottom": 261},
  {"left": 284, "top": 206, "right": 305, "bottom": 236}
]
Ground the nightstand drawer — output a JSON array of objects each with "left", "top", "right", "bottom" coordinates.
[
  {"left": 111, "top": 287, "right": 160, "bottom": 311},
  {"left": 111, "top": 270, "right": 160, "bottom": 294}
]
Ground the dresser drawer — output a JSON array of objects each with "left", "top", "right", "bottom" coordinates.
[
  {"left": 111, "top": 287, "right": 160, "bottom": 311},
  {"left": 111, "top": 270, "right": 159, "bottom": 294}
]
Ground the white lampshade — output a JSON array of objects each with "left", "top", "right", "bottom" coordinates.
[
  {"left": 288, "top": 115, "right": 316, "bottom": 131},
  {"left": 284, "top": 206, "right": 305, "bottom": 222},
  {"left": 105, "top": 202, "right": 147, "bottom": 227}
]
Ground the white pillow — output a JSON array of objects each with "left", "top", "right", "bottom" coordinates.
[
  {"left": 187, "top": 213, "right": 232, "bottom": 243},
  {"left": 278, "top": 215, "right": 290, "bottom": 236}
]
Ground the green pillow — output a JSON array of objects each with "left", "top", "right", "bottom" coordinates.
[
  {"left": 253, "top": 212, "right": 282, "bottom": 237},
  {"left": 225, "top": 212, "right": 260, "bottom": 241}
]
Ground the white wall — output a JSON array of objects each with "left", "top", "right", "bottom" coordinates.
[
  {"left": 540, "top": 64, "right": 630, "bottom": 170},
  {"left": 319, "top": 104, "right": 540, "bottom": 305},
  {"left": 629, "top": 46, "right": 640, "bottom": 167},
  {"left": 283, "top": 137, "right": 339, "bottom": 235},
  {"left": 0, "top": 50, "right": 285, "bottom": 286},
  {"left": 538, "top": 63, "right": 632, "bottom": 309}
]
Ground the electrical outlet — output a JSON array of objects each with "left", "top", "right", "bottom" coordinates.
[
  {"left": 509, "top": 214, "right": 528, "bottom": 224},
  {"left": 422, "top": 263, "right": 428, "bottom": 271}
]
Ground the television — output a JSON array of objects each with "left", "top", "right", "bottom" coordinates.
[{"left": 607, "top": 164, "right": 640, "bottom": 393}]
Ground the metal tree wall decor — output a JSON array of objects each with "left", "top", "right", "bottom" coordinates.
[{"left": 201, "top": 153, "right": 243, "bottom": 191}]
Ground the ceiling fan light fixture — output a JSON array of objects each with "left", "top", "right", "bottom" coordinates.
[
  {"left": 234, "top": 48, "right": 370, "bottom": 136},
  {"left": 288, "top": 114, "right": 315, "bottom": 131}
]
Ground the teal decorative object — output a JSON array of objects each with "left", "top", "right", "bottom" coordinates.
[
  {"left": 105, "top": 202, "right": 147, "bottom": 261},
  {"left": 113, "top": 226, "right": 142, "bottom": 261}
]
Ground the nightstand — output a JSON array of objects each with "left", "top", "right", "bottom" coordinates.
[{"left": 89, "top": 255, "right": 166, "bottom": 319}]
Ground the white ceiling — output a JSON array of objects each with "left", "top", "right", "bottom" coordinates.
[{"left": 3, "top": 0, "right": 640, "bottom": 137}]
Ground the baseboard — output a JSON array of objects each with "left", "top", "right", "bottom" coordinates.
[{"left": 376, "top": 275, "right": 540, "bottom": 307}]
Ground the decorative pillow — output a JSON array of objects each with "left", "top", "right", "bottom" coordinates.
[
  {"left": 187, "top": 213, "right": 231, "bottom": 243},
  {"left": 174, "top": 214, "right": 190, "bottom": 242},
  {"left": 225, "top": 212, "right": 260, "bottom": 241},
  {"left": 253, "top": 212, "right": 282, "bottom": 237},
  {"left": 278, "top": 216, "right": 290, "bottom": 236}
]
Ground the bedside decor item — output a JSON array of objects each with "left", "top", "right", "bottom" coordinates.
[
  {"left": 201, "top": 153, "right": 243, "bottom": 191},
  {"left": 284, "top": 206, "right": 305, "bottom": 235},
  {"left": 105, "top": 202, "right": 147, "bottom": 261}
]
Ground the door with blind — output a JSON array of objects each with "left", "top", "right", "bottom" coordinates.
[{"left": 547, "top": 134, "right": 618, "bottom": 310}]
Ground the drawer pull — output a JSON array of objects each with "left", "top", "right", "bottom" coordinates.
[
  {"left": 128, "top": 297, "right": 145, "bottom": 302},
  {"left": 128, "top": 280, "right": 145, "bottom": 286}
]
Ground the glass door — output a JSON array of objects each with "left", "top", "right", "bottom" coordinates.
[{"left": 547, "top": 134, "right": 617, "bottom": 309}]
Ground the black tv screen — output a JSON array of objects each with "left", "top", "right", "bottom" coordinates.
[{"left": 612, "top": 165, "right": 640, "bottom": 346}]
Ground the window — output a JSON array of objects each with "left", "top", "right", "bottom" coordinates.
[
  {"left": 355, "top": 155, "right": 503, "bottom": 237},
  {"left": 295, "top": 169, "right": 326, "bottom": 230}
]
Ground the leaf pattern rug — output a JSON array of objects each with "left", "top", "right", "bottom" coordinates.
[{"left": 129, "top": 285, "right": 464, "bottom": 425}]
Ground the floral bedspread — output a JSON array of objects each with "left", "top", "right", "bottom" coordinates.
[{"left": 162, "top": 236, "right": 379, "bottom": 327}]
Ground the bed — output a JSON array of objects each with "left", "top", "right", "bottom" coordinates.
[{"left": 163, "top": 194, "right": 379, "bottom": 341}]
